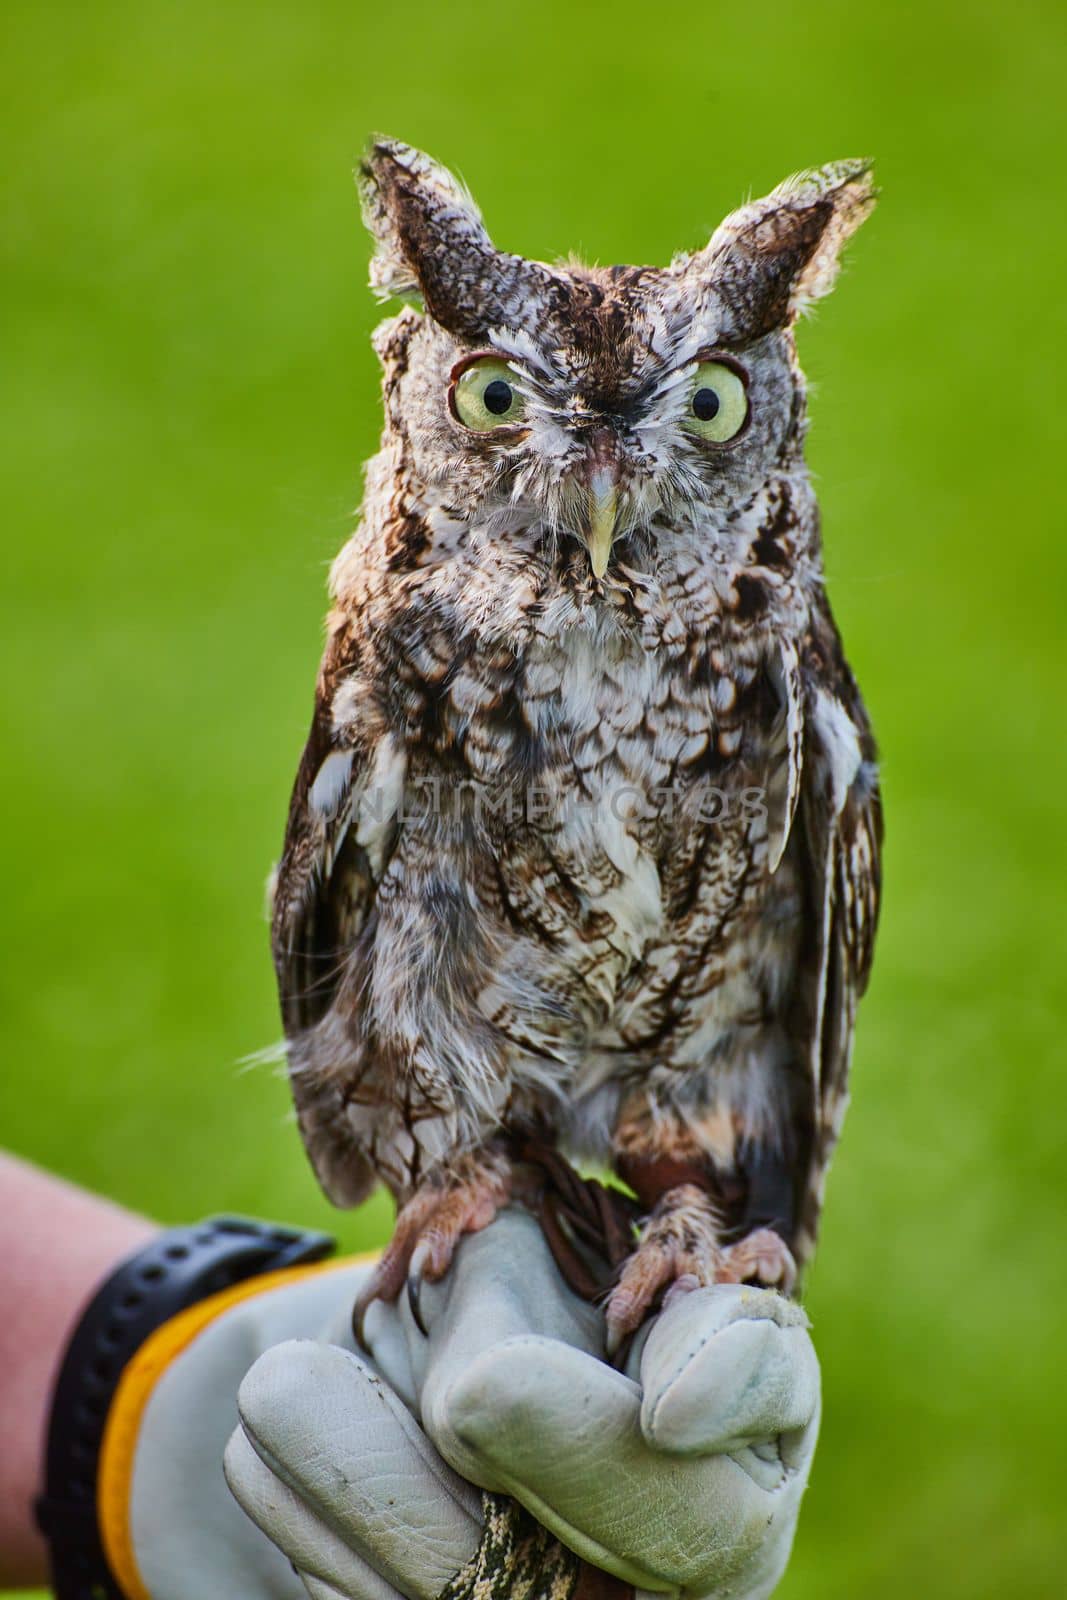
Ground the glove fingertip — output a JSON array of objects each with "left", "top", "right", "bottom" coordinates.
[{"left": 640, "top": 1300, "right": 819, "bottom": 1456}]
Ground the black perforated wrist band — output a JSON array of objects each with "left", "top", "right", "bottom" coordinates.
[{"left": 36, "top": 1214, "right": 334, "bottom": 1600}]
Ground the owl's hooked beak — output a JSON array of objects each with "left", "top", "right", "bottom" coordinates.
[
  {"left": 572, "top": 427, "right": 624, "bottom": 579},
  {"left": 582, "top": 464, "right": 621, "bottom": 580}
]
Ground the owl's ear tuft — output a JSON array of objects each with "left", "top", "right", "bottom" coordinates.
[
  {"left": 690, "top": 159, "right": 877, "bottom": 338},
  {"left": 358, "top": 138, "right": 488, "bottom": 307},
  {"left": 357, "top": 137, "right": 567, "bottom": 341}
]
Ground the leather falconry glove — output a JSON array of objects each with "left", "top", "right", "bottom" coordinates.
[{"left": 46, "top": 1207, "right": 817, "bottom": 1599}]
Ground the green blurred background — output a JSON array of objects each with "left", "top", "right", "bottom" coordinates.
[{"left": 3, "top": 1, "right": 1065, "bottom": 1594}]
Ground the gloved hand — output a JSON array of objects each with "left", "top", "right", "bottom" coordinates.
[
  {"left": 99, "top": 1205, "right": 817, "bottom": 1598},
  {"left": 218, "top": 1209, "right": 820, "bottom": 1600}
]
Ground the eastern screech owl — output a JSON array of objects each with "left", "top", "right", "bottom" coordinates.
[{"left": 271, "top": 140, "right": 882, "bottom": 1347}]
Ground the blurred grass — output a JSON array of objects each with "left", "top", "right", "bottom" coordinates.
[{"left": 2, "top": 1, "right": 1065, "bottom": 1594}]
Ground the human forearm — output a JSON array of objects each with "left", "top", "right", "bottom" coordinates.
[{"left": 0, "top": 1153, "right": 153, "bottom": 1585}]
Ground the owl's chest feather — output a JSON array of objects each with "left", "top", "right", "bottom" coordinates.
[
  {"left": 501, "top": 623, "right": 785, "bottom": 993},
  {"left": 518, "top": 620, "right": 780, "bottom": 820}
]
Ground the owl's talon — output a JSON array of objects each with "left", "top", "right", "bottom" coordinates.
[
  {"left": 406, "top": 1242, "right": 431, "bottom": 1337},
  {"left": 604, "top": 1314, "right": 626, "bottom": 1361},
  {"left": 351, "top": 1285, "right": 373, "bottom": 1353}
]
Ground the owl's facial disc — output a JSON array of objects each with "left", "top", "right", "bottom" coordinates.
[{"left": 445, "top": 339, "right": 759, "bottom": 579}]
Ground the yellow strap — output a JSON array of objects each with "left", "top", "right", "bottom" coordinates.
[{"left": 97, "top": 1251, "right": 376, "bottom": 1600}]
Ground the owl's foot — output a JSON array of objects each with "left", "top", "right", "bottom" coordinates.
[
  {"left": 605, "top": 1193, "right": 799, "bottom": 1354},
  {"left": 605, "top": 1183, "right": 725, "bottom": 1355},
  {"left": 352, "top": 1153, "right": 512, "bottom": 1346},
  {"left": 718, "top": 1226, "right": 797, "bottom": 1293}
]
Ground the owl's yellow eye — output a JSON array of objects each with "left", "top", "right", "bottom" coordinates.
[
  {"left": 683, "top": 360, "right": 749, "bottom": 444},
  {"left": 451, "top": 356, "right": 525, "bottom": 431}
]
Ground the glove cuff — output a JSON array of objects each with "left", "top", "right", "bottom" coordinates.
[{"left": 36, "top": 1214, "right": 335, "bottom": 1600}]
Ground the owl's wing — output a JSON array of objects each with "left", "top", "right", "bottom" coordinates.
[
  {"left": 271, "top": 631, "right": 405, "bottom": 1206},
  {"left": 785, "top": 613, "right": 883, "bottom": 1266}
]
